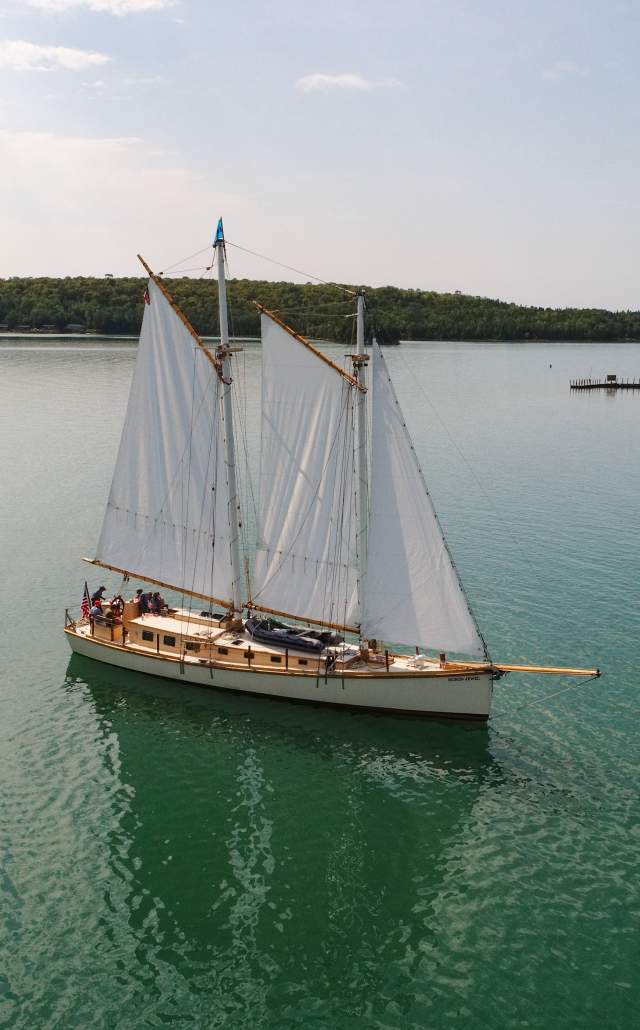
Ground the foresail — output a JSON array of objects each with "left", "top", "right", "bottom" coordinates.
[
  {"left": 251, "top": 314, "right": 359, "bottom": 629},
  {"left": 361, "top": 343, "right": 486, "bottom": 657},
  {"left": 95, "top": 279, "right": 235, "bottom": 604}
]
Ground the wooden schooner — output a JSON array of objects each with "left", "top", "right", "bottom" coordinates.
[{"left": 64, "top": 220, "right": 600, "bottom": 719}]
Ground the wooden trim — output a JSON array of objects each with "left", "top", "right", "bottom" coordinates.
[
  {"left": 255, "top": 303, "right": 365, "bottom": 392},
  {"left": 441, "top": 659, "right": 600, "bottom": 677},
  {"left": 137, "top": 254, "right": 223, "bottom": 381},
  {"left": 64, "top": 627, "right": 492, "bottom": 681},
  {"left": 492, "top": 662, "right": 601, "bottom": 677},
  {"left": 81, "top": 557, "right": 233, "bottom": 610},
  {"left": 247, "top": 599, "right": 358, "bottom": 635}
]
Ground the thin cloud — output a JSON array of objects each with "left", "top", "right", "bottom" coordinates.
[
  {"left": 25, "top": 0, "right": 174, "bottom": 13},
  {"left": 0, "top": 128, "right": 244, "bottom": 277},
  {"left": 0, "top": 40, "right": 110, "bottom": 71},
  {"left": 296, "top": 72, "right": 404, "bottom": 93},
  {"left": 122, "top": 74, "right": 168, "bottom": 85},
  {"left": 542, "top": 60, "right": 587, "bottom": 81}
]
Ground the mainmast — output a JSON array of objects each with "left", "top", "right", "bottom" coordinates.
[
  {"left": 214, "top": 218, "right": 243, "bottom": 612},
  {"left": 353, "top": 291, "right": 369, "bottom": 626}
]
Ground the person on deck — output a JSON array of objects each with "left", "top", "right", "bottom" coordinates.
[
  {"left": 139, "top": 591, "right": 150, "bottom": 614},
  {"left": 90, "top": 599, "right": 103, "bottom": 619},
  {"left": 91, "top": 585, "right": 106, "bottom": 604},
  {"left": 148, "top": 592, "right": 168, "bottom": 615}
]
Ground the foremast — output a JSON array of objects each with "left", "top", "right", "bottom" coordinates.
[
  {"left": 352, "top": 291, "right": 369, "bottom": 629},
  {"left": 214, "top": 218, "right": 244, "bottom": 613}
]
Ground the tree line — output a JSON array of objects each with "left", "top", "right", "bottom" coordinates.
[{"left": 2, "top": 274, "right": 640, "bottom": 342}]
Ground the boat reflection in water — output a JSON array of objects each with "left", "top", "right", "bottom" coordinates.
[{"left": 65, "top": 653, "right": 500, "bottom": 1025}]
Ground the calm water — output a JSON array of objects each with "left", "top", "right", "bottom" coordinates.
[{"left": 1, "top": 338, "right": 638, "bottom": 1029}]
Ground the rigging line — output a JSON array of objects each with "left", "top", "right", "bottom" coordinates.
[
  {"left": 334, "top": 390, "right": 355, "bottom": 629},
  {"left": 252, "top": 382, "right": 354, "bottom": 603},
  {"left": 223, "top": 254, "right": 256, "bottom": 594},
  {"left": 336, "top": 391, "right": 357, "bottom": 632},
  {"left": 160, "top": 244, "right": 213, "bottom": 275},
  {"left": 185, "top": 367, "right": 222, "bottom": 619},
  {"left": 383, "top": 347, "right": 489, "bottom": 658},
  {"left": 225, "top": 239, "right": 357, "bottom": 297},
  {"left": 231, "top": 374, "right": 258, "bottom": 545},
  {"left": 270, "top": 302, "right": 355, "bottom": 315},
  {"left": 319, "top": 382, "right": 355, "bottom": 630},
  {"left": 180, "top": 345, "right": 198, "bottom": 613},
  {"left": 161, "top": 265, "right": 213, "bottom": 275},
  {"left": 396, "top": 348, "right": 530, "bottom": 566},
  {"left": 131, "top": 355, "right": 219, "bottom": 581},
  {"left": 208, "top": 379, "right": 222, "bottom": 611},
  {"left": 493, "top": 673, "right": 602, "bottom": 717},
  {"left": 319, "top": 390, "right": 345, "bottom": 628}
]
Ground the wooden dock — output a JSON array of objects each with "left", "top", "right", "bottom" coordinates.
[{"left": 570, "top": 375, "right": 640, "bottom": 391}]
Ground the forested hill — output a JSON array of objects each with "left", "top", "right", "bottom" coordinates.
[{"left": 2, "top": 275, "right": 640, "bottom": 342}]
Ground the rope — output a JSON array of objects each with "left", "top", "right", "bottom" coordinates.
[
  {"left": 225, "top": 240, "right": 356, "bottom": 296},
  {"left": 396, "top": 349, "right": 534, "bottom": 570},
  {"left": 162, "top": 264, "right": 213, "bottom": 275},
  {"left": 493, "top": 672, "right": 602, "bottom": 718},
  {"left": 252, "top": 380, "right": 354, "bottom": 606},
  {"left": 160, "top": 245, "right": 212, "bottom": 275}
]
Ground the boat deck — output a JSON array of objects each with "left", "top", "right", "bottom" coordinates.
[{"left": 70, "top": 607, "right": 485, "bottom": 679}]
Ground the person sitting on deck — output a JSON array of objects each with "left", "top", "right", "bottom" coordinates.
[
  {"left": 90, "top": 599, "right": 103, "bottom": 619},
  {"left": 91, "top": 585, "right": 106, "bottom": 604},
  {"left": 148, "top": 592, "right": 167, "bottom": 615},
  {"left": 138, "top": 591, "right": 151, "bottom": 614}
]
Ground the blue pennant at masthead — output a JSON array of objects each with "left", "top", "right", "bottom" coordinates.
[{"left": 215, "top": 217, "right": 224, "bottom": 244}]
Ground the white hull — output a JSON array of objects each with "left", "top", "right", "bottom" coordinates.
[{"left": 65, "top": 629, "right": 493, "bottom": 719}]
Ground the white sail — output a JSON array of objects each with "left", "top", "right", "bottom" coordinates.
[
  {"left": 251, "top": 314, "right": 359, "bottom": 628},
  {"left": 95, "top": 279, "right": 235, "bottom": 604},
  {"left": 361, "top": 343, "right": 485, "bottom": 656}
]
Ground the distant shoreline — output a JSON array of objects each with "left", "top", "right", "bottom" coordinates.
[
  {"left": 2, "top": 333, "right": 638, "bottom": 345},
  {"left": 4, "top": 275, "right": 640, "bottom": 343}
]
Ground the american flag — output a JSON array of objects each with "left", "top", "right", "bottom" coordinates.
[
  {"left": 81, "top": 581, "right": 91, "bottom": 619},
  {"left": 144, "top": 286, "right": 150, "bottom": 305}
]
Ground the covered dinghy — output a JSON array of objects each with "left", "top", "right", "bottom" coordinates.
[{"left": 245, "top": 617, "right": 343, "bottom": 653}]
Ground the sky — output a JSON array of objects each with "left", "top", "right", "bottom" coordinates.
[{"left": 2, "top": 0, "right": 640, "bottom": 308}]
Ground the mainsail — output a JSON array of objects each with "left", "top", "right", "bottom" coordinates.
[
  {"left": 94, "top": 279, "right": 235, "bottom": 605},
  {"left": 251, "top": 313, "right": 360, "bottom": 630},
  {"left": 361, "top": 342, "right": 486, "bottom": 657}
]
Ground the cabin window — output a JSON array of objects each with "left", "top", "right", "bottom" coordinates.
[
  {"left": 270, "top": 655, "right": 282, "bottom": 664},
  {"left": 218, "top": 646, "right": 229, "bottom": 655},
  {"left": 185, "top": 642, "right": 200, "bottom": 652},
  {"left": 142, "top": 630, "right": 154, "bottom": 642},
  {"left": 163, "top": 635, "right": 176, "bottom": 647},
  {"left": 298, "top": 658, "right": 308, "bottom": 666}
]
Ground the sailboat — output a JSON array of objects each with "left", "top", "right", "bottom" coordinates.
[{"left": 64, "top": 220, "right": 600, "bottom": 719}]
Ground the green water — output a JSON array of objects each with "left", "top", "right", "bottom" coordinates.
[{"left": 1, "top": 339, "right": 638, "bottom": 1029}]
